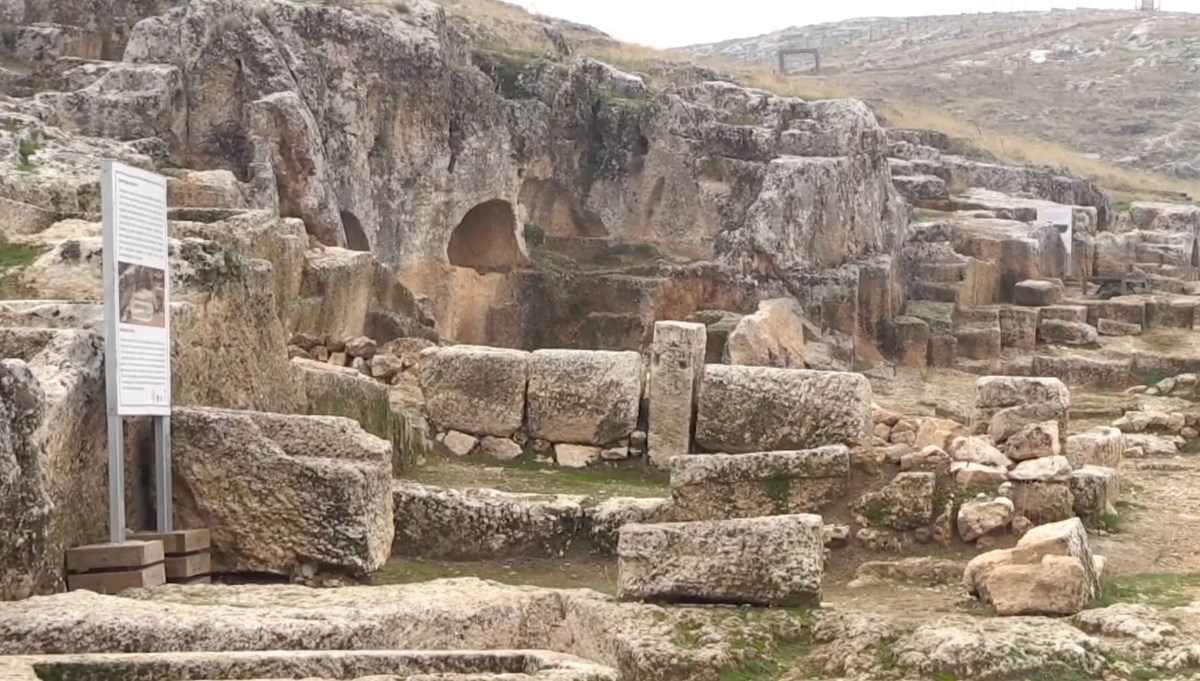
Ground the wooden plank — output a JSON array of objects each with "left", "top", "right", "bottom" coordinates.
[
  {"left": 129, "top": 529, "right": 211, "bottom": 555},
  {"left": 66, "top": 541, "right": 164, "bottom": 573},
  {"left": 165, "top": 552, "right": 211, "bottom": 580},
  {"left": 68, "top": 563, "right": 165, "bottom": 593}
]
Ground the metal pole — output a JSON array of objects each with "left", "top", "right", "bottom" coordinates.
[
  {"left": 154, "top": 416, "right": 173, "bottom": 532},
  {"left": 107, "top": 414, "right": 125, "bottom": 543}
]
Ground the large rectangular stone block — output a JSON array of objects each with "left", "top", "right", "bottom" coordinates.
[
  {"left": 419, "top": 345, "right": 528, "bottom": 437},
  {"left": 974, "top": 376, "right": 1069, "bottom": 443},
  {"left": 669, "top": 446, "right": 850, "bottom": 521},
  {"left": 694, "top": 365, "right": 872, "bottom": 453},
  {"left": 648, "top": 321, "right": 706, "bottom": 467},
  {"left": 527, "top": 350, "right": 643, "bottom": 445},
  {"left": 618, "top": 515, "right": 824, "bottom": 606}
]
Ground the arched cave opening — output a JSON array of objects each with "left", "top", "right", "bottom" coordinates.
[
  {"left": 447, "top": 199, "right": 524, "bottom": 272},
  {"left": 341, "top": 210, "right": 370, "bottom": 252}
]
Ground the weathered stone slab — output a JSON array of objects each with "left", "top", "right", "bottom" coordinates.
[
  {"left": 1065, "top": 427, "right": 1124, "bottom": 469},
  {"left": 172, "top": 408, "right": 394, "bottom": 578},
  {"left": 419, "top": 345, "right": 528, "bottom": 437},
  {"left": 392, "top": 483, "right": 587, "bottom": 560},
  {"left": 695, "top": 365, "right": 872, "bottom": 453},
  {"left": 527, "top": 350, "right": 643, "bottom": 445},
  {"left": 669, "top": 446, "right": 850, "bottom": 521},
  {"left": 618, "top": 514, "right": 824, "bottom": 606},
  {"left": 648, "top": 321, "right": 706, "bottom": 467}
]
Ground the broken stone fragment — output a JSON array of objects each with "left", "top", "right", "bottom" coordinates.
[
  {"left": 1009, "top": 455, "right": 1072, "bottom": 483},
  {"left": 442, "top": 430, "right": 478, "bottom": 457},
  {"left": 555, "top": 444, "right": 601, "bottom": 469},
  {"left": 476, "top": 436, "right": 523, "bottom": 461},
  {"left": 957, "top": 496, "right": 1014, "bottom": 542},
  {"left": 1005, "top": 421, "right": 1061, "bottom": 461}
]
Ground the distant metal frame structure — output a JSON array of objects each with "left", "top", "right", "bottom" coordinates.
[
  {"left": 1137, "top": 0, "right": 1160, "bottom": 9},
  {"left": 777, "top": 48, "right": 821, "bottom": 76}
]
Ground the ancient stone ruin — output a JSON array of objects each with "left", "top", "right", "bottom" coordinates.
[{"left": 2, "top": 1, "right": 1200, "bottom": 680}]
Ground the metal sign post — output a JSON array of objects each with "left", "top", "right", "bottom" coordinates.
[{"left": 101, "top": 160, "right": 173, "bottom": 542}]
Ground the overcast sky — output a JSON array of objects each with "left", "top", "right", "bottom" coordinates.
[{"left": 511, "top": 0, "right": 1200, "bottom": 47}]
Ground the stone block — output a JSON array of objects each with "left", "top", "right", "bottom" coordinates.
[
  {"left": 889, "top": 316, "right": 929, "bottom": 368},
  {"left": 725, "top": 299, "right": 809, "bottom": 368},
  {"left": 527, "top": 350, "right": 643, "bottom": 445},
  {"left": 618, "top": 515, "right": 824, "bottom": 606},
  {"left": 1014, "top": 279, "right": 1062, "bottom": 307},
  {"left": 1065, "top": 427, "right": 1124, "bottom": 469},
  {"left": 172, "top": 408, "right": 393, "bottom": 578},
  {"left": 419, "top": 346, "right": 528, "bottom": 437},
  {"left": 442, "top": 430, "right": 478, "bottom": 457},
  {"left": 476, "top": 436, "right": 523, "bottom": 461},
  {"left": 555, "top": 444, "right": 602, "bottom": 469},
  {"left": 695, "top": 365, "right": 872, "bottom": 453},
  {"left": 1039, "top": 305, "right": 1088, "bottom": 324},
  {"left": 854, "top": 472, "right": 935, "bottom": 531},
  {"left": 648, "top": 322, "right": 706, "bottom": 467},
  {"left": 927, "top": 332, "right": 957, "bottom": 368},
  {"left": 1097, "top": 318, "right": 1141, "bottom": 336},
  {"left": 974, "top": 376, "right": 1069, "bottom": 442},
  {"left": 1009, "top": 455, "right": 1072, "bottom": 482},
  {"left": 669, "top": 446, "right": 851, "bottom": 521},
  {"left": 392, "top": 483, "right": 587, "bottom": 559},
  {"left": 998, "top": 305, "right": 1039, "bottom": 351},
  {"left": 1039, "top": 319, "right": 1098, "bottom": 346},
  {"left": 958, "top": 497, "right": 1014, "bottom": 542},
  {"left": 1005, "top": 481, "right": 1075, "bottom": 525},
  {"left": 1005, "top": 421, "right": 1061, "bottom": 461},
  {"left": 1070, "top": 466, "right": 1119, "bottom": 525},
  {"left": 987, "top": 555, "right": 1090, "bottom": 616}
]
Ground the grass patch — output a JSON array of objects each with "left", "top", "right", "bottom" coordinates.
[
  {"left": 1091, "top": 572, "right": 1200, "bottom": 610},
  {"left": 3, "top": 120, "right": 19, "bottom": 134},
  {"left": 1099, "top": 512, "right": 1123, "bottom": 533},
  {"left": 0, "top": 235, "right": 42, "bottom": 298},
  {"left": 863, "top": 500, "right": 888, "bottom": 525},
  {"left": 762, "top": 477, "right": 792, "bottom": 513},
  {"left": 16, "top": 137, "right": 39, "bottom": 172}
]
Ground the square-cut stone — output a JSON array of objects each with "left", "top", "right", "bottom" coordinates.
[
  {"left": 618, "top": 514, "right": 824, "bottom": 606},
  {"left": 527, "top": 350, "right": 643, "bottom": 445},
  {"left": 419, "top": 346, "right": 528, "bottom": 437}
]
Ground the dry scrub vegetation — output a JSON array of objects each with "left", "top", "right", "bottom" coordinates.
[{"left": 443, "top": 0, "right": 1199, "bottom": 201}]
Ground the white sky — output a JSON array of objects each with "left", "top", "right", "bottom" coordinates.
[{"left": 512, "top": 0, "right": 1200, "bottom": 47}]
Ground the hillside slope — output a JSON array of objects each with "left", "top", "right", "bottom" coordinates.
[{"left": 685, "top": 9, "right": 1200, "bottom": 183}]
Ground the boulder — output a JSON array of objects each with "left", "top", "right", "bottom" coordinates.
[
  {"left": 966, "top": 517, "right": 1103, "bottom": 616},
  {"left": 527, "top": 350, "right": 643, "bottom": 446},
  {"left": 442, "top": 431, "right": 478, "bottom": 457},
  {"left": 1065, "top": 427, "right": 1124, "bottom": 469},
  {"left": 1009, "top": 456, "right": 1072, "bottom": 483},
  {"left": 855, "top": 472, "right": 936, "bottom": 531},
  {"left": 587, "top": 497, "right": 675, "bottom": 554},
  {"left": 957, "top": 497, "right": 1014, "bottom": 541},
  {"left": 913, "top": 417, "right": 967, "bottom": 450},
  {"left": 391, "top": 483, "right": 587, "bottom": 559},
  {"left": 555, "top": 444, "right": 602, "bottom": 469},
  {"left": 618, "top": 515, "right": 824, "bottom": 606},
  {"left": 953, "top": 462, "right": 1009, "bottom": 489},
  {"left": 1005, "top": 421, "right": 1061, "bottom": 461},
  {"left": 947, "top": 436, "right": 1012, "bottom": 468},
  {"left": 724, "top": 298, "right": 809, "bottom": 368},
  {"left": 669, "top": 446, "right": 851, "bottom": 521},
  {"left": 294, "top": 359, "right": 394, "bottom": 448},
  {"left": 900, "top": 445, "right": 953, "bottom": 474},
  {"left": 477, "top": 437, "right": 523, "bottom": 462},
  {"left": 1013, "top": 279, "right": 1062, "bottom": 307},
  {"left": 172, "top": 407, "right": 394, "bottom": 578},
  {"left": 420, "top": 346, "right": 528, "bottom": 437},
  {"left": 647, "top": 321, "right": 706, "bottom": 467},
  {"left": 695, "top": 365, "right": 872, "bottom": 453}
]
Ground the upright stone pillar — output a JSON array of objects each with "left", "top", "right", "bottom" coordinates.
[{"left": 648, "top": 321, "right": 707, "bottom": 467}]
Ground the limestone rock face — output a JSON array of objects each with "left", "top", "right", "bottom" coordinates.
[
  {"left": 392, "top": 483, "right": 587, "bottom": 559},
  {"left": 724, "top": 298, "right": 809, "bottom": 368},
  {"left": 669, "top": 446, "right": 851, "bottom": 521},
  {"left": 419, "top": 346, "right": 528, "bottom": 438},
  {"left": 526, "top": 350, "right": 643, "bottom": 445},
  {"left": 172, "top": 407, "right": 394, "bottom": 578},
  {"left": 0, "top": 328, "right": 106, "bottom": 600},
  {"left": 618, "top": 514, "right": 824, "bottom": 606},
  {"left": 695, "top": 365, "right": 872, "bottom": 453}
]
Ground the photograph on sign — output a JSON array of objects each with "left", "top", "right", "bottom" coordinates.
[
  {"left": 118, "top": 263, "right": 167, "bottom": 328},
  {"left": 103, "top": 160, "right": 172, "bottom": 416}
]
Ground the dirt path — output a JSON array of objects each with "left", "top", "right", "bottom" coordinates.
[{"left": 1093, "top": 455, "right": 1200, "bottom": 574}]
